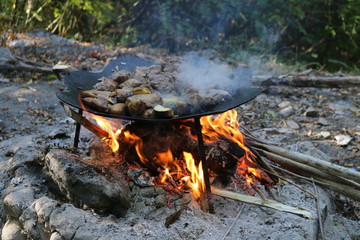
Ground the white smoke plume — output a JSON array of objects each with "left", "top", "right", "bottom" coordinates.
[{"left": 177, "top": 52, "right": 252, "bottom": 94}]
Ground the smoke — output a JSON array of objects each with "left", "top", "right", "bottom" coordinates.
[{"left": 177, "top": 52, "right": 252, "bottom": 94}]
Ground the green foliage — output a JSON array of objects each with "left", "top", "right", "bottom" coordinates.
[{"left": 1, "top": 0, "right": 359, "bottom": 71}]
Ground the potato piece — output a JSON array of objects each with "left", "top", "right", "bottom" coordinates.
[
  {"left": 127, "top": 100, "right": 147, "bottom": 116},
  {"left": 125, "top": 94, "right": 162, "bottom": 109},
  {"left": 132, "top": 87, "right": 151, "bottom": 95},
  {"left": 154, "top": 105, "right": 174, "bottom": 118},
  {"left": 110, "top": 103, "right": 126, "bottom": 115}
]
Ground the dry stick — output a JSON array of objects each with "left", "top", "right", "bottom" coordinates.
[
  {"left": 269, "top": 163, "right": 328, "bottom": 187},
  {"left": 211, "top": 186, "right": 313, "bottom": 219},
  {"left": 248, "top": 145, "right": 278, "bottom": 183},
  {"left": 220, "top": 204, "right": 245, "bottom": 240},
  {"left": 261, "top": 166, "right": 317, "bottom": 199},
  {"left": 256, "top": 148, "right": 360, "bottom": 201},
  {"left": 256, "top": 143, "right": 360, "bottom": 184},
  {"left": 312, "top": 179, "right": 325, "bottom": 240},
  {"left": 254, "top": 147, "right": 360, "bottom": 190}
]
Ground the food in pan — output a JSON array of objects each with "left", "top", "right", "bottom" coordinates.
[{"left": 80, "top": 57, "right": 234, "bottom": 119}]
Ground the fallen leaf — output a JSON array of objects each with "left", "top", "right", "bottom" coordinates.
[{"left": 335, "top": 134, "right": 352, "bottom": 146}]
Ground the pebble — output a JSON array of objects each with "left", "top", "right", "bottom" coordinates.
[
  {"left": 286, "top": 120, "right": 300, "bottom": 130},
  {"left": 304, "top": 106, "right": 319, "bottom": 117},
  {"left": 318, "top": 118, "right": 329, "bottom": 126},
  {"left": 320, "top": 131, "right": 331, "bottom": 138},
  {"left": 280, "top": 106, "right": 294, "bottom": 117},
  {"left": 335, "top": 134, "right": 352, "bottom": 146},
  {"left": 278, "top": 101, "right": 291, "bottom": 109}
]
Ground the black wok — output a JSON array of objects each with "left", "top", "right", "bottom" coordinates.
[{"left": 56, "top": 57, "right": 262, "bottom": 122}]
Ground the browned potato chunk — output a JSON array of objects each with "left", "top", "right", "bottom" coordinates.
[
  {"left": 110, "top": 103, "right": 126, "bottom": 115},
  {"left": 127, "top": 100, "right": 147, "bottom": 116}
]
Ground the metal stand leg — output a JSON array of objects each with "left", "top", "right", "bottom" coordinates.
[
  {"left": 73, "top": 109, "right": 83, "bottom": 148},
  {"left": 194, "top": 117, "right": 215, "bottom": 213}
]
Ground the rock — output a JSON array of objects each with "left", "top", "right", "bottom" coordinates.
[
  {"left": 3, "top": 188, "right": 35, "bottom": 218},
  {"left": 280, "top": 106, "right": 294, "bottom": 117},
  {"left": 304, "top": 106, "right": 319, "bottom": 117},
  {"left": 318, "top": 118, "right": 329, "bottom": 126},
  {"left": 320, "top": 131, "right": 331, "bottom": 138},
  {"left": 50, "top": 232, "right": 63, "bottom": 240},
  {"left": 1, "top": 219, "right": 26, "bottom": 240},
  {"left": 335, "top": 134, "right": 352, "bottom": 146},
  {"left": 286, "top": 120, "right": 300, "bottom": 130},
  {"left": 45, "top": 149, "right": 131, "bottom": 217},
  {"left": 278, "top": 101, "right": 291, "bottom": 109},
  {"left": 0, "top": 119, "right": 5, "bottom": 130},
  {"left": 154, "top": 194, "right": 167, "bottom": 208}
]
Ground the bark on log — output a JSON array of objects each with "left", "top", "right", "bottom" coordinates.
[
  {"left": 253, "top": 75, "right": 360, "bottom": 88},
  {"left": 255, "top": 148, "right": 360, "bottom": 201},
  {"left": 255, "top": 143, "right": 360, "bottom": 184}
]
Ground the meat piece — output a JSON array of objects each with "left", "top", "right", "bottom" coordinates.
[
  {"left": 120, "top": 78, "right": 143, "bottom": 89},
  {"left": 125, "top": 94, "right": 162, "bottom": 109},
  {"left": 110, "top": 89, "right": 133, "bottom": 103},
  {"left": 199, "top": 89, "right": 232, "bottom": 104},
  {"left": 94, "top": 77, "right": 118, "bottom": 91},
  {"left": 81, "top": 97, "right": 111, "bottom": 112},
  {"left": 162, "top": 98, "right": 190, "bottom": 115},
  {"left": 81, "top": 90, "right": 112, "bottom": 99},
  {"left": 108, "top": 70, "right": 131, "bottom": 83},
  {"left": 142, "top": 108, "right": 155, "bottom": 119},
  {"left": 133, "top": 66, "right": 149, "bottom": 79},
  {"left": 148, "top": 72, "right": 175, "bottom": 93}
]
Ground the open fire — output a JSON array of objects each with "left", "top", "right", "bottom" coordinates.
[{"left": 88, "top": 109, "right": 269, "bottom": 204}]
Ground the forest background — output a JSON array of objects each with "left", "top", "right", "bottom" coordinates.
[{"left": 1, "top": 0, "right": 359, "bottom": 71}]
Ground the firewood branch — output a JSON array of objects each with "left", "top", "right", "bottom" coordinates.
[{"left": 211, "top": 186, "right": 313, "bottom": 219}]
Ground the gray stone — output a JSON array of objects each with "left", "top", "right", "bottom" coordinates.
[
  {"left": 0, "top": 119, "right": 5, "bottom": 130},
  {"left": 280, "top": 106, "right": 294, "bottom": 117},
  {"left": 1, "top": 219, "right": 26, "bottom": 240},
  {"left": 3, "top": 188, "right": 35, "bottom": 218},
  {"left": 278, "top": 101, "right": 291, "bottom": 109},
  {"left": 154, "top": 194, "right": 167, "bottom": 208},
  {"left": 286, "top": 120, "right": 300, "bottom": 130},
  {"left": 45, "top": 150, "right": 130, "bottom": 217},
  {"left": 50, "top": 232, "right": 63, "bottom": 240},
  {"left": 304, "top": 106, "right": 319, "bottom": 117},
  {"left": 318, "top": 118, "right": 329, "bottom": 126}
]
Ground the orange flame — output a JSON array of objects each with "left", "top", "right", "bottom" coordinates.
[
  {"left": 200, "top": 109, "right": 260, "bottom": 184},
  {"left": 182, "top": 152, "right": 204, "bottom": 200},
  {"left": 86, "top": 108, "right": 261, "bottom": 198},
  {"left": 91, "top": 114, "right": 122, "bottom": 152}
]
